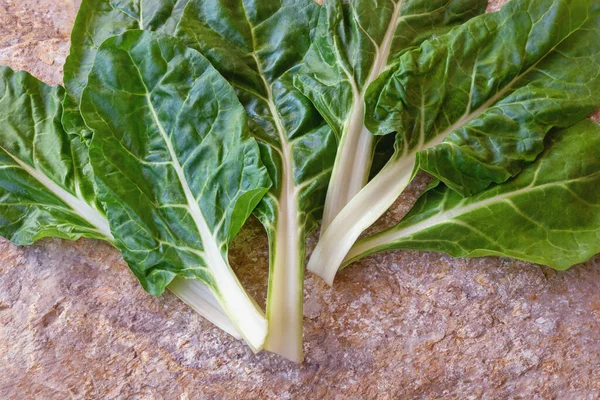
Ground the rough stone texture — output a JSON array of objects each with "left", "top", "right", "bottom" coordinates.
[
  {"left": 0, "top": 0, "right": 79, "bottom": 85},
  {"left": 1, "top": 1, "right": 600, "bottom": 399}
]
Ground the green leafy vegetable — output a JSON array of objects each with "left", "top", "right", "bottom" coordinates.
[
  {"left": 3, "top": 0, "right": 600, "bottom": 363},
  {"left": 175, "top": 0, "right": 336, "bottom": 362},
  {"left": 345, "top": 119, "right": 600, "bottom": 269},
  {"left": 295, "top": 0, "right": 487, "bottom": 232},
  {"left": 307, "top": 0, "right": 600, "bottom": 285},
  {"left": 0, "top": 65, "right": 242, "bottom": 339},
  {"left": 81, "top": 30, "right": 271, "bottom": 350},
  {"left": 59, "top": 0, "right": 249, "bottom": 345},
  {"left": 0, "top": 66, "right": 111, "bottom": 243}
]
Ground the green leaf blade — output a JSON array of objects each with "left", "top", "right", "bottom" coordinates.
[
  {"left": 0, "top": 66, "right": 253, "bottom": 343},
  {"left": 307, "top": 0, "right": 600, "bottom": 285},
  {"left": 0, "top": 66, "right": 111, "bottom": 244},
  {"left": 366, "top": 0, "right": 600, "bottom": 195},
  {"left": 347, "top": 119, "right": 600, "bottom": 270},
  {"left": 81, "top": 30, "right": 270, "bottom": 349},
  {"left": 62, "top": 0, "right": 190, "bottom": 138}
]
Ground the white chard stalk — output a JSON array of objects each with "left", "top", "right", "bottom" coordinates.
[
  {"left": 308, "top": 154, "right": 416, "bottom": 284},
  {"left": 319, "top": 0, "right": 405, "bottom": 232}
]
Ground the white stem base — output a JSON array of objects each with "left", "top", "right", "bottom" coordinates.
[
  {"left": 210, "top": 261, "right": 268, "bottom": 352},
  {"left": 263, "top": 168, "right": 304, "bottom": 362},
  {"left": 320, "top": 108, "right": 374, "bottom": 232},
  {"left": 264, "top": 212, "right": 304, "bottom": 362},
  {"left": 168, "top": 277, "right": 242, "bottom": 339},
  {"left": 308, "top": 154, "right": 416, "bottom": 285}
]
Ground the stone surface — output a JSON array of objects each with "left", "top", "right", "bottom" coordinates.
[{"left": 1, "top": 1, "right": 600, "bottom": 399}]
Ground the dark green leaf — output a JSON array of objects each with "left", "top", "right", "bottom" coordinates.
[
  {"left": 0, "top": 66, "right": 111, "bottom": 244},
  {"left": 81, "top": 30, "right": 270, "bottom": 349},
  {"left": 306, "top": 0, "right": 600, "bottom": 285},
  {"left": 346, "top": 119, "right": 600, "bottom": 269}
]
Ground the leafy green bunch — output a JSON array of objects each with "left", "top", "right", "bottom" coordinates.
[{"left": 1, "top": 0, "right": 599, "bottom": 362}]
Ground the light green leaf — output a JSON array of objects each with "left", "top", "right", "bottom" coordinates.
[
  {"left": 295, "top": 0, "right": 487, "bottom": 231},
  {"left": 62, "top": 0, "right": 190, "bottom": 138},
  {"left": 81, "top": 30, "right": 271, "bottom": 350},
  {"left": 345, "top": 119, "right": 600, "bottom": 269},
  {"left": 308, "top": 0, "right": 600, "bottom": 285},
  {"left": 0, "top": 66, "right": 111, "bottom": 243},
  {"left": 175, "top": 0, "right": 337, "bottom": 362}
]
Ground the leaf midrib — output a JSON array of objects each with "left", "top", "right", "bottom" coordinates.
[
  {"left": 378, "top": 171, "right": 600, "bottom": 245},
  {"left": 325, "top": 0, "right": 405, "bottom": 217},
  {"left": 239, "top": 0, "right": 300, "bottom": 224},
  {"left": 0, "top": 143, "right": 112, "bottom": 239},
  {"left": 132, "top": 72, "right": 220, "bottom": 264}
]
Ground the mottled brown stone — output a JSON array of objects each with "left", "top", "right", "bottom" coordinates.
[{"left": 1, "top": 1, "right": 600, "bottom": 399}]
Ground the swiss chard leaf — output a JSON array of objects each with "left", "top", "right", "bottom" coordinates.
[
  {"left": 81, "top": 30, "right": 271, "bottom": 350},
  {"left": 62, "top": 0, "right": 190, "bottom": 138},
  {"left": 0, "top": 66, "right": 111, "bottom": 243},
  {"left": 345, "top": 119, "right": 600, "bottom": 269},
  {"left": 295, "top": 0, "right": 488, "bottom": 230},
  {"left": 0, "top": 65, "right": 243, "bottom": 340},
  {"left": 366, "top": 0, "right": 600, "bottom": 195},
  {"left": 307, "top": 0, "right": 600, "bottom": 285},
  {"left": 175, "top": 0, "right": 337, "bottom": 362}
]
